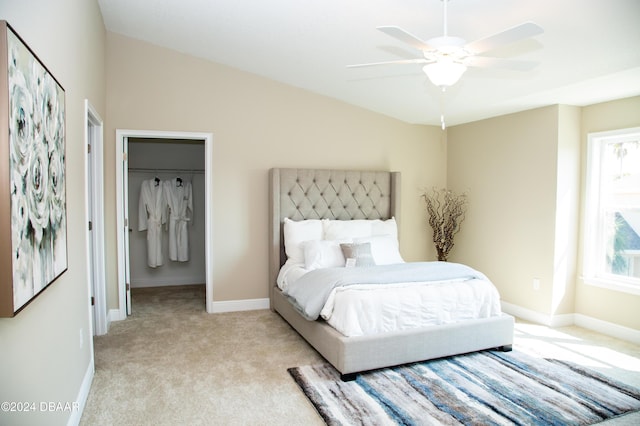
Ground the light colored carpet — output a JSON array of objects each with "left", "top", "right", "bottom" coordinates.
[
  {"left": 81, "top": 285, "right": 325, "bottom": 425},
  {"left": 81, "top": 285, "right": 640, "bottom": 425}
]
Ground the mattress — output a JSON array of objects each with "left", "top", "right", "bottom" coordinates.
[{"left": 278, "top": 263, "right": 503, "bottom": 337}]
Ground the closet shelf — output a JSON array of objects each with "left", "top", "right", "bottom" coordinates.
[{"left": 129, "top": 167, "right": 205, "bottom": 174}]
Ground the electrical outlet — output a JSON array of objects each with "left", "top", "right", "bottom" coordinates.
[
  {"left": 79, "top": 328, "right": 84, "bottom": 349},
  {"left": 533, "top": 278, "right": 541, "bottom": 291}
]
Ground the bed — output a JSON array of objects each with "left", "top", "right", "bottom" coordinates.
[{"left": 269, "top": 168, "right": 513, "bottom": 380}]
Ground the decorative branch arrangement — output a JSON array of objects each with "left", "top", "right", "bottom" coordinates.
[{"left": 421, "top": 188, "right": 468, "bottom": 261}]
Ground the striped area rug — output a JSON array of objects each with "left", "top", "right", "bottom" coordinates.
[{"left": 288, "top": 350, "right": 640, "bottom": 425}]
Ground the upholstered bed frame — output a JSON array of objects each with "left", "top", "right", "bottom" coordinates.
[{"left": 269, "top": 168, "right": 513, "bottom": 379}]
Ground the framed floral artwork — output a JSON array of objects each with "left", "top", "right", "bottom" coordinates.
[{"left": 0, "top": 21, "right": 67, "bottom": 317}]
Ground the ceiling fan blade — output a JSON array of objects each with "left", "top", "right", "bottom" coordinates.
[
  {"left": 347, "top": 58, "right": 429, "bottom": 68},
  {"left": 377, "top": 26, "right": 434, "bottom": 51},
  {"left": 465, "top": 22, "right": 543, "bottom": 54},
  {"left": 465, "top": 56, "right": 539, "bottom": 71}
]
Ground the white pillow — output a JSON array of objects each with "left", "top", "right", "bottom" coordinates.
[
  {"left": 283, "top": 218, "right": 323, "bottom": 264},
  {"left": 302, "top": 239, "right": 350, "bottom": 270},
  {"left": 354, "top": 235, "right": 404, "bottom": 265},
  {"left": 323, "top": 219, "right": 373, "bottom": 240},
  {"left": 372, "top": 217, "right": 398, "bottom": 238}
]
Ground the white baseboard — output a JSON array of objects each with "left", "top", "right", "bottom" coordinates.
[
  {"left": 130, "top": 278, "right": 205, "bottom": 288},
  {"left": 574, "top": 314, "right": 640, "bottom": 345},
  {"left": 67, "top": 359, "right": 94, "bottom": 426},
  {"left": 109, "top": 298, "right": 270, "bottom": 322},
  {"left": 501, "top": 301, "right": 640, "bottom": 344},
  {"left": 501, "top": 301, "right": 573, "bottom": 327},
  {"left": 208, "top": 298, "right": 270, "bottom": 313},
  {"left": 109, "top": 308, "right": 126, "bottom": 322}
]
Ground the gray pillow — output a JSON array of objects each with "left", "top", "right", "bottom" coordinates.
[{"left": 340, "top": 243, "right": 376, "bottom": 267}]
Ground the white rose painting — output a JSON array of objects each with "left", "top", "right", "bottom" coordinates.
[{"left": 2, "top": 23, "right": 67, "bottom": 315}]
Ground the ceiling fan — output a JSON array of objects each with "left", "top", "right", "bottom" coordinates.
[{"left": 348, "top": 0, "right": 544, "bottom": 90}]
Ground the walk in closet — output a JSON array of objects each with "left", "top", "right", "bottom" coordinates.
[{"left": 127, "top": 138, "right": 206, "bottom": 289}]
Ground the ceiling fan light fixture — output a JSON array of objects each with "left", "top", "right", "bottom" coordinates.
[{"left": 423, "top": 60, "right": 467, "bottom": 88}]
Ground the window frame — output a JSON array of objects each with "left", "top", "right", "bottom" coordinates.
[{"left": 583, "top": 127, "right": 640, "bottom": 296}]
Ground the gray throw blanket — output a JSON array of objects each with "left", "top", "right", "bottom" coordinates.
[{"left": 283, "top": 261, "right": 489, "bottom": 321}]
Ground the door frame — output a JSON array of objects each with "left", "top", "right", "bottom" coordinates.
[
  {"left": 115, "top": 129, "right": 214, "bottom": 316},
  {"left": 84, "top": 100, "right": 107, "bottom": 335}
]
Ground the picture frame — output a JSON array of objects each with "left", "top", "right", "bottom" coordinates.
[{"left": 0, "top": 21, "right": 67, "bottom": 317}]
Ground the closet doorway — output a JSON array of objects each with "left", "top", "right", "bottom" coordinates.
[{"left": 115, "top": 130, "right": 214, "bottom": 316}]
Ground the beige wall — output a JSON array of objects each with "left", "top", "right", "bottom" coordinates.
[
  {"left": 447, "top": 98, "right": 640, "bottom": 331},
  {"left": 446, "top": 106, "right": 569, "bottom": 315},
  {"left": 105, "top": 33, "right": 445, "bottom": 307},
  {"left": 577, "top": 96, "right": 640, "bottom": 330},
  {"left": 0, "top": 0, "right": 106, "bottom": 425}
]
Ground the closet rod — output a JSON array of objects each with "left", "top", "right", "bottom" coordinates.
[{"left": 128, "top": 167, "right": 205, "bottom": 174}]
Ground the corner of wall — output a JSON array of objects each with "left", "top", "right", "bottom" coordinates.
[{"left": 550, "top": 105, "right": 582, "bottom": 316}]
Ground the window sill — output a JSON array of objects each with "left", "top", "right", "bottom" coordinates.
[{"left": 582, "top": 276, "right": 640, "bottom": 296}]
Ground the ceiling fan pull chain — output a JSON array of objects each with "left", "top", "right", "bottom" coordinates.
[
  {"left": 443, "top": 0, "right": 448, "bottom": 37},
  {"left": 439, "top": 89, "right": 447, "bottom": 130}
]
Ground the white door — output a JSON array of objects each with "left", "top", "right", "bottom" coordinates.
[
  {"left": 85, "top": 100, "right": 107, "bottom": 335},
  {"left": 115, "top": 133, "right": 132, "bottom": 317},
  {"left": 87, "top": 135, "right": 96, "bottom": 329},
  {"left": 123, "top": 138, "right": 132, "bottom": 315}
]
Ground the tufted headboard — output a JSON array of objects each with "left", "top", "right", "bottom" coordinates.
[{"left": 269, "top": 168, "right": 401, "bottom": 291}]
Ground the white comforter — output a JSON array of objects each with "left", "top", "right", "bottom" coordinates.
[{"left": 278, "top": 262, "right": 502, "bottom": 337}]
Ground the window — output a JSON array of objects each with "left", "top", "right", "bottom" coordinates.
[{"left": 584, "top": 127, "right": 640, "bottom": 294}]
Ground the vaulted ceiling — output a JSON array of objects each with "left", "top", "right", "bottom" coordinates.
[{"left": 99, "top": 0, "right": 640, "bottom": 126}]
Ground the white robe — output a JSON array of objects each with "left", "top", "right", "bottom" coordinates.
[
  {"left": 163, "top": 178, "right": 193, "bottom": 262},
  {"left": 138, "top": 178, "right": 167, "bottom": 267}
]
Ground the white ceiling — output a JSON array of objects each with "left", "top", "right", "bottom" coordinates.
[{"left": 98, "top": 0, "right": 640, "bottom": 126}]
